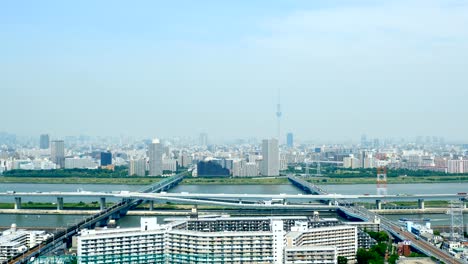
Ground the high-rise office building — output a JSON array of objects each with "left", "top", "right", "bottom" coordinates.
[
  {"left": 50, "top": 140, "right": 65, "bottom": 168},
  {"left": 148, "top": 139, "right": 163, "bottom": 176},
  {"left": 39, "top": 134, "right": 49, "bottom": 149},
  {"left": 286, "top": 132, "right": 294, "bottom": 148},
  {"left": 100, "top": 152, "right": 112, "bottom": 166},
  {"left": 261, "top": 138, "right": 279, "bottom": 176}
]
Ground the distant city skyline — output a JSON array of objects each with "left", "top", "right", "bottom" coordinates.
[
  {"left": 0, "top": 130, "right": 462, "bottom": 146},
  {"left": 1, "top": 1, "right": 467, "bottom": 141}
]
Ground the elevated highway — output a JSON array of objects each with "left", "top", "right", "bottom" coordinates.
[{"left": 1, "top": 191, "right": 464, "bottom": 204}]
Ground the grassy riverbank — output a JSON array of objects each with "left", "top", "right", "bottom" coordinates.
[
  {"left": 181, "top": 177, "right": 289, "bottom": 185},
  {"left": 305, "top": 175, "right": 468, "bottom": 185},
  {"left": 0, "top": 175, "right": 467, "bottom": 185},
  {"left": 0, "top": 176, "right": 164, "bottom": 185},
  {"left": 182, "top": 175, "right": 468, "bottom": 185},
  {"left": 0, "top": 202, "right": 112, "bottom": 210},
  {"left": 0, "top": 176, "right": 289, "bottom": 185},
  {"left": 0, "top": 202, "right": 232, "bottom": 211},
  {"left": 356, "top": 200, "right": 449, "bottom": 208}
]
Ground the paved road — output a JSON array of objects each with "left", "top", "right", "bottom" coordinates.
[{"left": 343, "top": 206, "right": 463, "bottom": 264}]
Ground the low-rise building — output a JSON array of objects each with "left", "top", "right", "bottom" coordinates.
[
  {"left": 285, "top": 224, "right": 358, "bottom": 262},
  {"left": 65, "top": 157, "right": 98, "bottom": 169},
  {"left": 284, "top": 246, "right": 337, "bottom": 264},
  {"left": 162, "top": 159, "right": 177, "bottom": 173},
  {"left": 0, "top": 224, "right": 51, "bottom": 263}
]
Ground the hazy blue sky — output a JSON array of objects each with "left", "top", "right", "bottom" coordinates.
[{"left": 1, "top": 0, "right": 467, "bottom": 142}]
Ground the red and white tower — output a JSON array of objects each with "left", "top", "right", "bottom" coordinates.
[{"left": 376, "top": 167, "right": 387, "bottom": 196}]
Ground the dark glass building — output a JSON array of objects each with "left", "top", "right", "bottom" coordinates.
[
  {"left": 100, "top": 152, "right": 112, "bottom": 166},
  {"left": 286, "top": 133, "right": 294, "bottom": 148},
  {"left": 197, "top": 160, "right": 229, "bottom": 177},
  {"left": 40, "top": 134, "right": 49, "bottom": 149}
]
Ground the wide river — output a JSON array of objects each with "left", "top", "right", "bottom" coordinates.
[{"left": 0, "top": 182, "right": 466, "bottom": 228}]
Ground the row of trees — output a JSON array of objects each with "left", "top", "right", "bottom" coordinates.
[
  {"left": 3, "top": 166, "right": 129, "bottom": 178},
  {"left": 289, "top": 164, "right": 468, "bottom": 178}
]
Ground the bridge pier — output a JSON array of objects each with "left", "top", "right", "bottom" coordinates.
[
  {"left": 98, "top": 218, "right": 109, "bottom": 227},
  {"left": 376, "top": 200, "right": 382, "bottom": 210},
  {"left": 149, "top": 200, "right": 154, "bottom": 211},
  {"left": 14, "top": 197, "right": 21, "bottom": 210},
  {"left": 99, "top": 197, "right": 106, "bottom": 211},
  {"left": 57, "top": 197, "right": 64, "bottom": 210},
  {"left": 112, "top": 212, "right": 121, "bottom": 220},
  {"left": 418, "top": 199, "right": 425, "bottom": 210},
  {"left": 119, "top": 209, "right": 128, "bottom": 217}
]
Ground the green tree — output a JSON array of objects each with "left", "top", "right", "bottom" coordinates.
[
  {"left": 388, "top": 254, "right": 399, "bottom": 264},
  {"left": 409, "top": 252, "right": 424, "bottom": 258},
  {"left": 367, "top": 231, "right": 389, "bottom": 243},
  {"left": 356, "top": 248, "right": 383, "bottom": 264},
  {"left": 338, "top": 256, "right": 348, "bottom": 264},
  {"left": 372, "top": 243, "right": 388, "bottom": 256}
]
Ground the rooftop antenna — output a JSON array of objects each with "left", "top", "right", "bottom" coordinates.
[{"left": 276, "top": 89, "right": 282, "bottom": 143}]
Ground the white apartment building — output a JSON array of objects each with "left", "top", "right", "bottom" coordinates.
[
  {"left": 129, "top": 159, "right": 146, "bottom": 176},
  {"left": 280, "top": 157, "right": 288, "bottom": 171},
  {"left": 284, "top": 246, "right": 337, "bottom": 264},
  {"left": 261, "top": 139, "right": 279, "bottom": 176},
  {"left": 447, "top": 158, "right": 468, "bottom": 173},
  {"left": 285, "top": 225, "right": 358, "bottom": 262},
  {"left": 77, "top": 218, "right": 168, "bottom": 264},
  {"left": 0, "top": 224, "right": 52, "bottom": 263},
  {"left": 343, "top": 156, "right": 361, "bottom": 169},
  {"left": 162, "top": 159, "right": 177, "bottom": 172},
  {"left": 232, "top": 160, "right": 259, "bottom": 177},
  {"left": 244, "top": 162, "right": 259, "bottom": 176},
  {"left": 76, "top": 217, "right": 358, "bottom": 264},
  {"left": 166, "top": 229, "right": 275, "bottom": 263},
  {"left": 148, "top": 139, "right": 163, "bottom": 176},
  {"left": 363, "top": 157, "right": 375, "bottom": 169}
]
